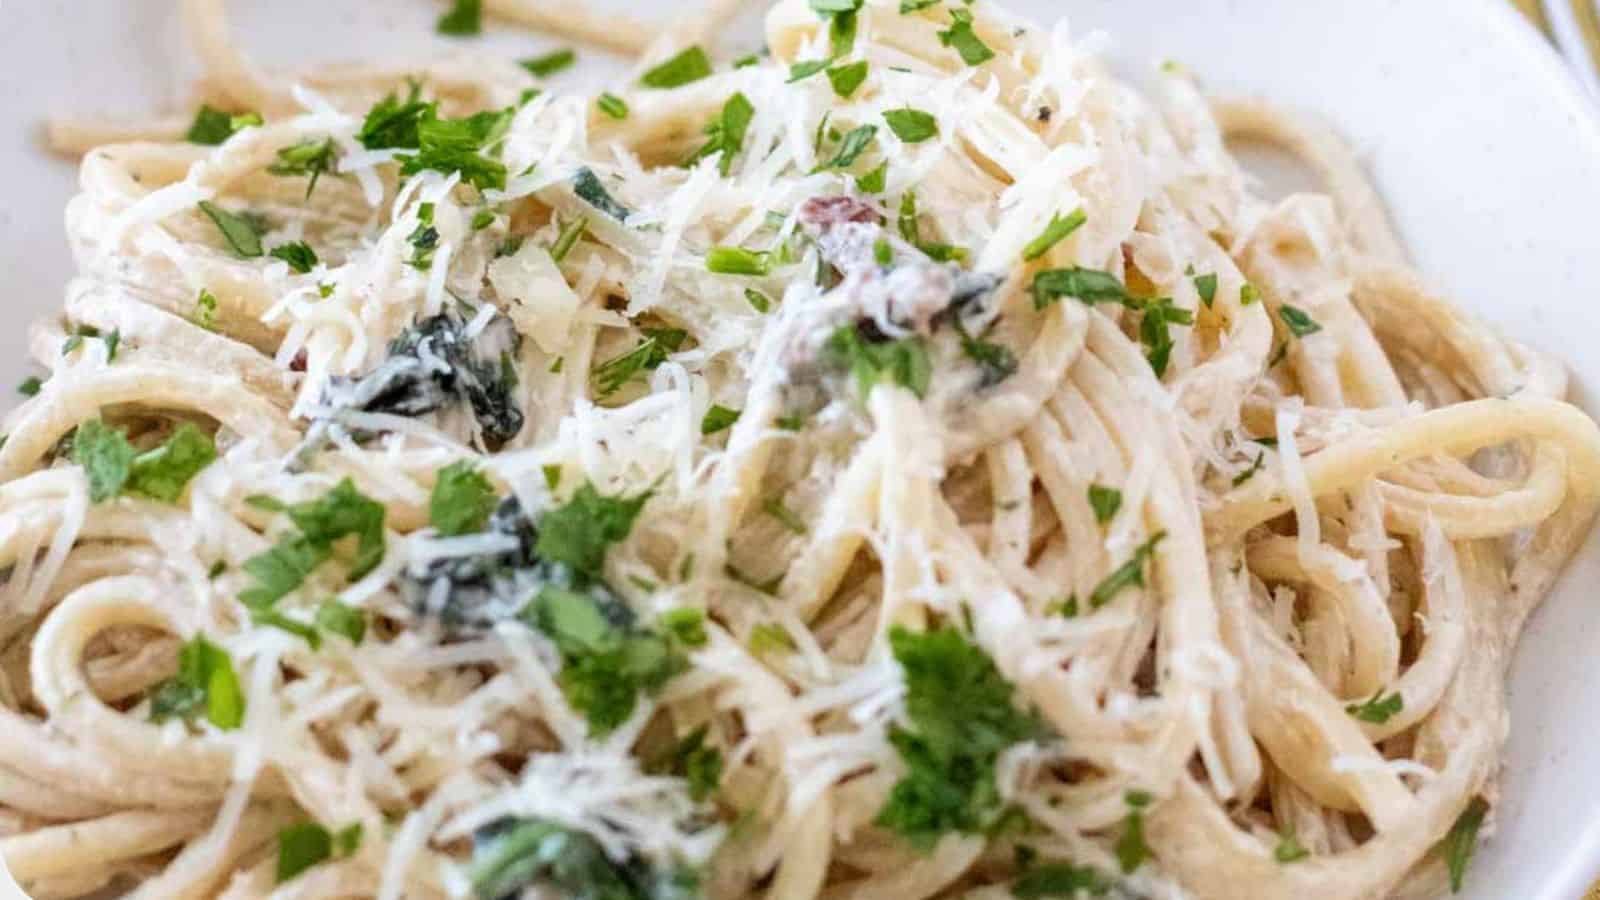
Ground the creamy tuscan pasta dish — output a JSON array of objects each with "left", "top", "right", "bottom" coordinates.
[{"left": 5, "top": 0, "right": 1599, "bottom": 897}]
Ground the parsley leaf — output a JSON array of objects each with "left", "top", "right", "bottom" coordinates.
[
  {"left": 701, "top": 404, "right": 741, "bottom": 435},
  {"left": 357, "top": 89, "right": 435, "bottom": 150},
  {"left": 148, "top": 634, "right": 245, "bottom": 730},
  {"left": 1444, "top": 796, "right": 1489, "bottom": 893},
  {"left": 1279, "top": 304, "right": 1323, "bottom": 338},
  {"left": 71, "top": 418, "right": 134, "bottom": 502},
  {"left": 470, "top": 818, "right": 698, "bottom": 900},
  {"left": 520, "top": 48, "right": 576, "bottom": 78},
  {"left": 186, "top": 105, "right": 261, "bottom": 145},
  {"left": 399, "top": 108, "right": 513, "bottom": 191},
  {"left": 815, "top": 123, "right": 877, "bottom": 171},
  {"left": 1232, "top": 452, "right": 1266, "bottom": 487},
  {"left": 897, "top": 191, "right": 967, "bottom": 262},
  {"left": 937, "top": 9, "right": 995, "bottom": 65},
  {"left": 1115, "top": 791, "right": 1152, "bottom": 873},
  {"left": 876, "top": 626, "right": 1043, "bottom": 849},
  {"left": 592, "top": 328, "right": 687, "bottom": 396},
  {"left": 1139, "top": 297, "right": 1194, "bottom": 377},
  {"left": 705, "top": 245, "right": 773, "bottom": 276},
  {"left": 315, "top": 599, "right": 366, "bottom": 645},
  {"left": 126, "top": 423, "right": 218, "bottom": 502},
  {"left": 1030, "top": 267, "right": 1134, "bottom": 310},
  {"left": 856, "top": 160, "right": 888, "bottom": 193},
  {"left": 1274, "top": 826, "right": 1310, "bottom": 864},
  {"left": 1012, "top": 863, "right": 1112, "bottom": 898},
  {"left": 435, "top": 0, "right": 482, "bottom": 36},
  {"left": 827, "top": 60, "right": 869, "bottom": 97},
  {"left": 639, "top": 46, "right": 713, "bottom": 88},
  {"left": 193, "top": 289, "right": 219, "bottom": 330},
  {"left": 1089, "top": 532, "right": 1165, "bottom": 608},
  {"left": 1345, "top": 689, "right": 1403, "bottom": 724},
  {"left": 535, "top": 482, "right": 651, "bottom": 579},
  {"left": 647, "top": 725, "right": 724, "bottom": 802},
  {"left": 549, "top": 216, "right": 587, "bottom": 262},
  {"left": 430, "top": 460, "right": 497, "bottom": 536},
  {"left": 239, "top": 479, "right": 387, "bottom": 609},
  {"left": 1193, "top": 271, "right": 1218, "bottom": 307},
  {"left": 276, "top": 820, "right": 361, "bottom": 883},
  {"left": 267, "top": 138, "right": 338, "bottom": 199},
  {"left": 1021, "top": 208, "right": 1086, "bottom": 262},
  {"left": 17, "top": 376, "right": 43, "bottom": 397},
  {"left": 686, "top": 92, "right": 754, "bottom": 176},
  {"left": 198, "top": 201, "right": 264, "bottom": 258},
  {"left": 954, "top": 320, "right": 1017, "bottom": 388},
  {"left": 269, "top": 241, "right": 319, "bottom": 274},
  {"left": 744, "top": 288, "right": 774, "bottom": 313},
  {"left": 822, "top": 325, "right": 932, "bottom": 399},
  {"left": 761, "top": 496, "right": 808, "bottom": 535},
  {"left": 883, "top": 107, "right": 939, "bottom": 143},
  {"left": 788, "top": 59, "right": 832, "bottom": 82},
  {"left": 596, "top": 92, "right": 629, "bottom": 120},
  {"left": 1087, "top": 484, "right": 1121, "bottom": 524}
]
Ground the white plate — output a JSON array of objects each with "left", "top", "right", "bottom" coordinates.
[{"left": 4, "top": 2, "right": 1600, "bottom": 898}]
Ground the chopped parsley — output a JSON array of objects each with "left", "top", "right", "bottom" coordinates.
[
  {"left": 1240, "top": 283, "right": 1260, "bottom": 305},
  {"left": 17, "top": 376, "right": 42, "bottom": 397},
  {"left": 1087, "top": 484, "right": 1121, "bottom": 524},
  {"left": 1012, "top": 863, "right": 1111, "bottom": 898},
  {"left": 822, "top": 324, "right": 932, "bottom": 399},
  {"left": 901, "top": 0, "right": 941, "bottom": 10},
  {"left": 276, "top": 821, "right": 362, "bottom": 884},
  {"left": 827, "top": 60, "right": 869, "bottom": 97},
  {"left": 883, "top": 107, "right": 939, "bottom": 143},
  {"left": 197, "top": 201, "right": 264, "bottom": 258},
  {"left": 660, "top": 607, "right": 706, "bottom": 646},
  {"left": 1444, "top": 797, "right": 1489, "bottom": 893},
  {"left": 788, "top": 59, "right": 832, "bottom": 82},
  {"left": 596, "top": 92, "right": 629, "bottom": 120},
  {"left": 1232, "top": 452, "right": 1267, "bottom": 487},
  {"left": 193, "top": 288, "right": 219, "bottom": 331},
  {"left": 520, "top": 48, "right": 576, "bottom": 78},
  {"left": 267, "top": 138, "right": 338, "bottom": 199},
  {"left": 937, "top": 8, "right": 994, "bottom": 65},
  {"left": 593, "top": 328, "right": 688, "bottom": 397},
  {"left": 71, "top": 419, "right": 217, "bottom": 504},
  {"left": 148, "top": 634, "right": 245, "bottom": 730},
  {"left": 549, "top": 216, "right": 587, "bottom": 262},
  {"left": 239, "top": 479, "right": 386, "bottom": 610},
  {"left": 1345, "top": 689, "right": 1403, "bottom": 724},
  {"left": 686, "top": 92, "right": 755, "bottom": 176},
  {"left": 876, "top": 626, "right": 1043, "bottom": 848},
  {"left": 954, "top": 320, "right": 1017, "bottom": 388},
  {"left": 1279, "top": 303, "right": 1323, "bottom": 338},
  {"left": 856, "top": 160, "right": 888, "bottom": 193},
  {"left": 701, "top": 404, "right": 741, "bottom": 435},
  {"left": 639, "top": 46, "right": 713, "bottom": 89},
  {"left": 61, "top": 325, "right": 119, "bottom": 361},
  {"left": 357, "top": 87, "right": 433, "bottom": 150},
  {"left": 469, "top": 818, "right": 699, "bottom": 900},
  {"left": 744, "top": 288, "right": 773, "bottom": 313},
  {"left": 761, "top": 496, "right": 808, "bottom": 535},
  {"left": 315, "top": 599, "right": 366, "bottom": 645},
  {"left": 748, "top": 622, "right": 796, "bottom": 656},
  {"left": 897, "top": 191, "right": 967, "bottom": 262},
  {"left": 1115, "top": 790, "right": 1152, "bottom": 873},
  {"left": 1021, "top": 208, "right": 1087, "bottom": 262},
  {"left": 430, "top": 460, "right": 497, "bottom": 536},
  {"left": 268, "top": 241, "right": 319, "bottom": 274},
  {"left": 535, "top": 482, "right": 651, "bottom": 580},
  {"left": 407, "top": 204, "right": 440, "bottom": 269},
  {"left": 705, "top": 245, "right": 773, "bottom": 276},
  {"left": 1031, "top": 267, "right": 1135, "bottom": 310},
  {"left": 399, "top": 108, "right": 513, "bottom": 191},
  {"left": 435, "top": 0, "right": 481, "bottom": 35},
  {"left": 815, "top": 123, "right": 877, "bottom": 171},
  {"left": 1089, "top": 531, "right": 1165, "bottom": 609},
  {"left": 1274, "top": 826, "right": 1310, "bottom": 864},
  {"left": 1193, "top": 271, "right": 1218, "bottom": 307},
  {"left": 522, "top": 584, "right": 687, "bottom": 733},
  {"left": 186, "top": 105, "right": 261, "bottom": 145},
  {"left": 572, "top": 167, "right": 632, "bottom": 221},
  {"left": 1139, "top": 297, "right": 1195, "bottom": 377},
  {"left": 648, "top": 725, "right": 723, "bottom": 802}
]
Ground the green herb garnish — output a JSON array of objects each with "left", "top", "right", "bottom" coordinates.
[
  {"left": 520, "top": 48, "right": 576, "bottom": 78},
  {"left": 640, "top": 46, "right": 713, "bottom": 89},
  {"left": 429, "top": 460, "right": 497, "bottom": 536},
  {"left": 1021, "top": 208, "right": 1086, "bottom": 262},
  {"left": 883, "top": 107, "right": 938, "bottom": 143},
  {"left": 148, "top": 633, "right": 245, "bottom": 730},
  {"left": 198, "top": 201, "right": 264, "bottom": 258}
]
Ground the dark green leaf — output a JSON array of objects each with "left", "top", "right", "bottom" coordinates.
[
  {"left": 821, "top": 325, "right": 932, "bottom": 399},
  {"left": 937, "top": 9, "right": 994, "bottom": 65},
  {"left": 1193, "top": 271, "right": 1218, "bottom": 307},
  {"left": 429, "top": 460, "right": 497, "bottom": 536},
  {"left": 815, "top": 124, "right": 877, "bottom": 171},
  {"left": 572, "top": 167, "right": 632, "bottom": 221},
  {"left": 1012, "top": 863, "right": 1111, "bottom": 898},
  {"left": 1089, "top": 531, "right": 1165, "bottom": 608},
  {"left": 198, "top": 201, "right": 264, "bottom": 258},
  {"left": 701, "top": 404, "right": 741, "bottom": 435},
  {"left": 357, "top": 89, "right": 435, "bottom": 150},
  {"left": 435, "top": 0, "right": 481, "bottom": 36},
  {"left": 1030, "top": 267, "right": 1132, "bottom": 310},
  {"left": 1279, "top": 304, "right": 1323, "bottom": 338},
  {"left": 686, "top": 92, "right": 755, "bottom": 176},
  {"left": 186, "top": 105, "right": 261, "bottom": 145},
  {"left": 276, "top": 823, "right": 332, "bottom": 883},
  {"left": 267, "top": 138, "right": 338, "bottom": 199},
  {"left": 883, "top": 107, "right": 938, "bottom": 143},
  {"left": 149, "top": 634, "right": 245, "bottom": 731},
  {"left": 71, "top": 418, "right": 135, "bottom": 503},
  {"left": 1087, "top": 484, "right": 1121, "bottom": 525},
  {"left": 1444, "top": 797, "right": 1489, "bottom": 893},
  {"left": 399, "top": 108, "right": 513, "bottom": 191},
  {"left": 315, "top": 599, "right": 367, "bottom": 645},
  {"left": 592, "top": 328, "right": 687, "bottom": 396},
  {"left": 827, "top": 60, "right": 869, "bottom": 97},
  {"left": 596, "top": 92, "right": 629, "bottom": 119},
  {"left": 788, "top": 59, "right": 832, "bottom": 82},
  {"left": 639, "top": 46, "right": 713, "bottom": 89},
  {"left": 520, "top": 48, "right": 576, "bottom": 77},
  {"left": 855, "top": 160, "right": 887, "bottom": 193},
  {"left": 1345, "top": 689, "right": 1403, "bottom": 724},
  {"left": 535, "top": 482, "right": 651, "bottom": 578},
  {"left": 1021, "top": 208, "right": 1086, "bottom": 262},
  {"left": 17, "top": 376, "right": 42, "bottom": 397},
  {"left": 269, "top": 241, "right": 319, "bottom": 274},
  {"left": 127, "top": 423, "right": 218, "bottom": 502},
  {"left": 744, "top": 288, "right": 773, "bottom": 313}
]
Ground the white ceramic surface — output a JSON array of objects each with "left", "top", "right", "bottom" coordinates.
[{"left": 3, "top": 2, "right": 1600, "bottom": 898}]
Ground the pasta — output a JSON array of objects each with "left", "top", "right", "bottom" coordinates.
[{"left": 6, "top": 0, "right": 1598, "bottom": 898}]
